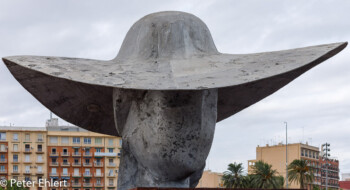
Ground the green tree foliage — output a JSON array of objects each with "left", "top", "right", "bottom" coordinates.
[
  {"left": 288, "top": 159, "right": 314, "bottom": 189},
  {"left": 222, "top": 162, "right": 245, "bottom": 188},
  {"left": 250, "top": 161, "right": 282, "bottom": 189}
]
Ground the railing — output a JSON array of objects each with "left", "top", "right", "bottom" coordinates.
[
  {"left": 107, "top": 173, "right": 116, "bottom": 177},
  {"left": 12, "top": 149, "right": 20, "bottom": 152},
  {"left": 36, "top": 171, "right": 44, "bottom": 174},
  {"left": 83, "top": 172, "right": 92, "bottom": 177},
  {"left": 50, "top": 152, "right": 58, "bottom": 156},
  {"left": 11, "top": 170, "right": 19, "bottom": 174},
  {"left": 83, "top": 162, "right": 92, "bottom": 167},
  {"left": 61, "top": 162, "right": 70, "bottom": 166},
  {"left": 0, "top": 149, "right": 7, "bottom": 152},
  {"left": 83, "top": 183, "right": 92, "bottom": 187},
  {"left": 0, "top": 159, "right": 7, "bottom": 163},
  {"left": 50, "top": 173, "right": 59, "bottom": 176},
  {"left": 71, "top": 183, "right": 81, "bottom": 187},
  {"left": 24, "top": 148, "right": 31, "bottom": 153},
  {"left": 36, "top": 149, "right": 44, "bottom": 153},
  {"left": 61, "top": 152, "right": 70, "bottom": 156},
  {"left": 94, "top": 183, "right": 104, "bottom": 187},
  {"left": 24, "top": 170, "right": 31, "bottom": 174},
  {"left": 72, "top": 162, "right": 81, "bottom": 166},
  {"left": 50, "top": 162, "right": 59, "bottom": 166},
  {"left": 72, "top": 173, "right": 81, "bottom": 177},
  {"left": 94, "top": 173, "right": 104, "bottom": 177},
  {"left": 108, "top": 183, "right": 115, "bottom": 187},
  {"left": 0, "top": 169, "right": 7, "bottom": 173},
  {"left": 24, "top": 160, "right": 31, "bottom": 163},
  {"left": 37, "top": 139, "right": 44, "bottom": 142},
  {"left": 72, "top": 152, "right": 81, "bottom": 156},
  {"left": 94, "top": 162, "right": 103, "bottom": 167},
  {"left": 83, "top": 152, "right": 92, "bottom": 157},
  {"left": 108, "top": 163, "right": 116, "bottom": 167},
  {"left": 61, "top": 173, "right": 70, "bottom": 177}
]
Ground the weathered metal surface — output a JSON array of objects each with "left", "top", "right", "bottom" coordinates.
[{"left": 2, "top": 11, "right": 347, "bottom": 190}]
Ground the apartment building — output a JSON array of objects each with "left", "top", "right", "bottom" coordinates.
[
  {"left": 248, "top": 143, "right": 339, "bottom": 190},
  {"left": 0, "top": 125, "right": 121, "bottom": 190},
  {"left": 196, "top": 170, "right": 224, "bottom": 188}
]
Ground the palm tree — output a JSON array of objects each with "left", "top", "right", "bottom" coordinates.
[
  {"left": 288, "top": 159, "right": 314, "bottom": 189},
  {"left": 222, "top": 162, "right": 245, "bottom": 188},
  {"left": 250, "top": 160, "right": 281, "bottom": 189}
]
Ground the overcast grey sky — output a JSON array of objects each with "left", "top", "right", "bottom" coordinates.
[{"left": 0, "top": 0, "right": 349, "bottom": 176}]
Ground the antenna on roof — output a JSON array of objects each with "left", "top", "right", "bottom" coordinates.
[{"left": 50, "top": 111, "right": 52, "bottom": 120}]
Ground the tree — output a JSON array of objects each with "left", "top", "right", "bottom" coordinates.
[
  {"left": 288, "top": 159, "right": 314, "bottom": 189},
  {"left": 250, "top": 161, "right": 281, "bottom": 189},
  {"left": 222, "top": 162, "right": 245, "bottom": 188}
]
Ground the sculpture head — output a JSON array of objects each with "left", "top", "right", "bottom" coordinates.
[{"left": 116, "top": 11, "right": 218, "bottom": 60}]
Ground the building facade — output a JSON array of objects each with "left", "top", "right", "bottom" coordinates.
[
  {"left": 248, "top": 143, "right": 339, "bottom": 190},
  {"left": 196, "top": 170, "right": 224, "bottom": 188},
  {"left": 0, "top": 125, "right": 121, "bottom": 190}
]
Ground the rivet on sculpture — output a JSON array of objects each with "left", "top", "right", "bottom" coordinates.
[{"left": 2, "top": 11, "right": 347, "bottom": 190}]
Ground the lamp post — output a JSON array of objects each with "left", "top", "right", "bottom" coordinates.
[{"left": 285, "top": 121, "right": 288, "bottom": 189}]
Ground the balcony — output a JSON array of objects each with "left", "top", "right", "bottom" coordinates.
[
  {"left": 83, "top": 152, "right": 92, "bottom": 157},
  {"left": 0, "top": 149, "right": 7, "bottom": 152},
  {"left": 0, "top": 159, "right": 7, "bottom": 163},
  {"left": 83, "top": 183, "right": 92, "bottom": 187},
  {"left": 50, "top": 152, "right": 59, "bottom": 157},
  {"left": 61, "top": 162, "right": 70, "bottom": 166},
  {"left": 24, "top": 171, "right": 31, "bottom": 175},
  {"left": 94, "top": 183, "right": 104, "bottom": 187},
  {"left": 107, "top": 163, "right": 116, "bottom": 167},
  {"left": 37, "top": 139, "right": 44, "bottom": 142},
  {"left": 72, "top": 183, "right": 81, "bottom": 187},
  {"left": 24, "top": 148, "right": 32, "bottom": 153},
  {"left": 0, "top": 169, "right": 7, "bottom": 174},
  {"left": 11, "top": 170, "right": 19, "bottom": 174},
  {"left": 83, "top": 172, "right": 92, "bottom": 177},
  {"left": 94, "top": 173, "right": 104, "bottom": 177},
  {"left": 36, "top": 171, "right": 44, "bottom": 175},
  {"left": 36, "top": 149, "right": 44, "bottom": 154},
  {"left": 107, "top": 174, "right": 116, "bottom": 177},
  {"left": 61, "top": 152, "right": 70, "bottom": 157},
  {"left": 72, "top": 173, "right": 81, "bottom": 177},
  {"left": 108, "top": 183, "right": 116, "bottom": 187},
  {"left": 24, "top": 160, "right": 31, "bottom": 164},
  {"left": 72, "top": 152, "right": 81, "bottom": 157},
  {"left": 61, "top": 172, "right": 70, "bottom": 177},
  {"left": 12, "top": 149, "right": 20, "bottom": 153},
  {"left": 94, "top": 162, "right": 103, "bottom": 167},
  {"left": 72, "top": 162, "right": 81, "bottom": 167},
  {"left": 50, "top": 162, "right": 59, "bottom": 166},
  {"left": 83, "top": 162, "right": 92, "bottom": 167}
]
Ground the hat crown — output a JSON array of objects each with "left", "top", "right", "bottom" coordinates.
[{"left": 116, "top": 11, "right": 218, "bottom": 60}]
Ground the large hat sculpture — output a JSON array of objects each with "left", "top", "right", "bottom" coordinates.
[{"left": 3, "top": 11, "right": 347, "bottom": 190}]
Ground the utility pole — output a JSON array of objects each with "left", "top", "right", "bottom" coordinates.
[
  {"left": 285, "top": 121, "right": 288, "bottom": 189},
  {"left": 322, "top": 143, "right": 330, "bottom": 190}
]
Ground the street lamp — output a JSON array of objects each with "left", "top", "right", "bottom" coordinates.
[{"left": 322, "top": 143, "right": 331, "bottom": 190}]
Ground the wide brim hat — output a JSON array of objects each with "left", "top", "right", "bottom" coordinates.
[{"left": 2, "top": 11, "right": 347, "bottom": 136}]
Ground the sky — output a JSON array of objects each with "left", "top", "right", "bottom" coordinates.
[{"left": 0, "top": 0, "right": 349, "bottom": 177}]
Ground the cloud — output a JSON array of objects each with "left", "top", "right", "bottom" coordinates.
[{"left": 0, "top": 0, "right": 349, "bottom": 175}]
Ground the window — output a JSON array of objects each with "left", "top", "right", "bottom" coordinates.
[
  {"left": 96, "top": 148, "right": 102, "bottom": 153},
  {"left": 0, "top": 133, "right": 6, "bottom": 141},
  {"left": 63, "top": 148, "right": 68, "bottom": 154},
  {"left": 24, "top": 176, "right": 31, "bottom": 182},
  {"left": 13, "top": 155, "right": 18, "bottom": 162},
  {"left": 74, "top": 158, "right": 79, "bottom": 164},
  {"left": 25, "top": 144, "right": 30, "bottom": 152},
  {"left": 25, "top": 133, "right": 30, "bottom": 141},
  {"left": 13, "top": 144, "right": 18, "bottom": 151},
  {"left": 85, "top": 159, "right": 90, "bottom": 164},
  {"left": 96, "top": 178, "right": 101, "bottom": 184},
  {"left": 0, "top": 144, "right": 6, "bottom": 151},
  {"left": 13, "top": 133, "right": 18, "bottom": 141},
  {"left": 73, "top": 137, "right": 80, "bottom": 144},
  {"left": 13, "top": 176, "right": 18, "bottom": 181},
  {"left": 37, "top": 166, "right": 42, "bottom": 172},
  {"left": 62, "top": 168, "right": 68, "bottom": 175},
  {"left": 109, "top": 178, "right": 114, "bottom": 185},
  {"left": 84, "top": 137, "right": 91, "bottom": 144},
  {"left": 0, "top": 165, "right": 5, "bottom": 172},
  {"left": 37, "top": 134, "right": 43, "bottom": 142},
  {"left": 108, "top": 169, "right": 113, "bottom": 176},
  {"left": 108, "top": 139, "right": 113, "bottom": 146},
  {"left": 74, "top": 168, "right": 79, "bottom": 175},
  {"left": 95, "top": 138, "right": 102, "bottom": 145},
  {"left": 25, "top": 166, "right": 30, "bottom": 173},
  {"left": 13, "top": 165, "right": 18, "bottom": 172},
  {"left": 109, "top": 158, "right": 113, "bottom": 164},
  {"left": 119, "top": 139, "right": 122, "bottom": 147},
  {"left": 51, "top": 168, "right": 57, "bottom": 174},
  {"left": 0, "top": 154, "right": 5, "bottom": 162},
  {"left": 37, "top": 155, "right": 42, "bottom": 162},
  {"left": 49, "top": 137, "right": 58, "bottom": 144},
  {"left": 61, "top": 137, "right": 69, "bottom": 144},
  {"left": 85, "top": 168, "right": 90, "bottom": 175},
  {"left": 25, "top": 155, "right": 30, "bottom": 162},
  {"left": 96, "top": 168, "right": 101, "bottom": 176},
  {"left": 52, "top": 148, "right": 56, "bottom": 153},
  {"left": 108, "top": 148, "right": 113, "bottom": 153},
  {"left": 37, "top": 144, "right": 42, "bottom": 152}
]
